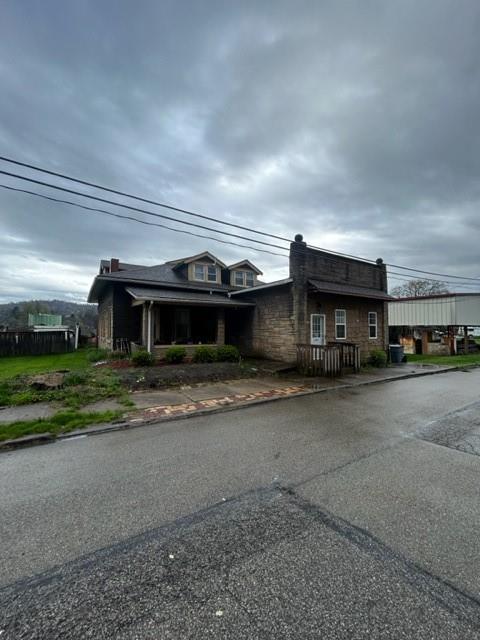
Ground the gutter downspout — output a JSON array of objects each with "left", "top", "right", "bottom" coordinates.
[{"left": 147, "top": 301, "right": 154, "bottom": 353}]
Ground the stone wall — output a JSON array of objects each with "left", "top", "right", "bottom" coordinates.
[
  {"left": 307, "top": 294, "right": 387, "bottom": 360},
  {"left": 97, "top": 288, "right": 113, "bottom": 349},
  {"left": 238, "top": 283, "right": 297, "bottom": 362}
]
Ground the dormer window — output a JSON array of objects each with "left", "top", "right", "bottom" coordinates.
[
  {"left": 193, "top": 263, "right": 218, "bottom": 283},
  {"left": 234, "top": 270, "right": 255, "bottom": 288}
]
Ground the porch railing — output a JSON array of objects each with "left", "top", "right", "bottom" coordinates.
[{"left": 296, "top": 342, "right": 360, "bottom": 377}]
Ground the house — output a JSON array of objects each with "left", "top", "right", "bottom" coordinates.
[
  {"left": 87, "top": 235, "right": 390, "bottom": 365},
  {"left": 389, "top": 293, "right": 480, "bottom": 355}
]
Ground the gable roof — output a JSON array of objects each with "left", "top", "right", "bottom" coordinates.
[
  {"left": 227, "top": 260, "right": 263, "bottom": 275},
  {"left": 168, "top": 251, "right": 227, "bottom": 269}
]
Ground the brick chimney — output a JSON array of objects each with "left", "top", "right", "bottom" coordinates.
[{"left": 110, "top": 258, "right": 119, "bottom": 273}]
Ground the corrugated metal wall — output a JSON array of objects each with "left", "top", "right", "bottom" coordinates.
[{"left": 389, "top": 296, "right": 456, "bottom": 326}]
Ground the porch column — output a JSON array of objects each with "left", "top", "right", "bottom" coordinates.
[
  {"left": 141, "top": 301, "right": 154, "bottom": 352},
  {"left": 217, "top": 308, "right": 225, "bottom": 345}
]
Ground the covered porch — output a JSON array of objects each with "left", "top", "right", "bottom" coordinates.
[{"left": 127, "top": 286, "right": 254, "bottom": 357}]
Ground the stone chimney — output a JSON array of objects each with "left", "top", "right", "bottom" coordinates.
[
  {"left": 290, "top": 234, "right": 308, "bottom": 345},
  {"left": 110, "top": 258, "right": 119, "bottom": 273}
]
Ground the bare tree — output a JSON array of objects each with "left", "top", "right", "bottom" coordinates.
[{"left": 390, "top": 279, "right": 449, "bottom": 298}]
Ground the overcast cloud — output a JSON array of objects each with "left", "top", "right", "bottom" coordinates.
[{"left": 1, "top": 0, "right": 479, "bottom": 302}]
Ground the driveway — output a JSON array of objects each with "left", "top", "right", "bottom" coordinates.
[{"left": 1, "top": 369, "right": 479, "bottom": 638}]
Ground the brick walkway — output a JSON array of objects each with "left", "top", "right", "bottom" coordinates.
[{"left": 127, "top": 385, "right": 309, "bottom": 424}]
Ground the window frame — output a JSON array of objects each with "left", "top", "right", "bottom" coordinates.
[
  {"left": 207, "top": 264, "right": 218, "bottom": 283},
  {"left": 368, "top": 311, "right": 378, "bottom": 339},
  {"left": 335, "top": 309, "right": 347, "bottom": 340},
  {"left": 193, "top": 263, "right": 217, "bottom": 282},
  {"left": 234, "top": 270, "right": 255, "bottom": 287}
]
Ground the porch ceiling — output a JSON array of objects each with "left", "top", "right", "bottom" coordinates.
[
  {"left": 126, "top": 286, "right": 255, "bottom": 307},
  {"left": 308, "top": 279, "right": 392, "bottom": 301}
]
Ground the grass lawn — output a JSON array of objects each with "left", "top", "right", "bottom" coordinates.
[
  {"left": 407, "top": 353, "right": 480, "bottom": 366},
  {"left": 0, "top": 350, "right": 90, "bottom": 381},
  {"left": 0, "top": 409, "right": 122, "bottom": 442}
]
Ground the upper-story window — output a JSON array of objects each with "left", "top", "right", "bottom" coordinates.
[
  {"left": 368, "top": 312, "right": 377, "bottom": 339},
  {"left": 234, "top": 270, "right": 255, "bottom": 287},
  {"left": 194, "top": 263, "right": 218, "bottom": 283}
]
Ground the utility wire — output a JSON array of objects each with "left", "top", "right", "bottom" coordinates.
[
  {"left": 0, "top": 155, "right": 292, "bottom": 245},
  {"left": 0, "top": 184, "right": 289, "bottom": 258},
  {"left": 0, "top": 169, "right": 290, "bottom": 252},
  {"left": 2, "top": 155, "right": 480, "bottom": 283}
]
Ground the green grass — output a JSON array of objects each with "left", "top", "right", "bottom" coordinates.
[
  {"left": 0, "top": 350, "right": 90, "bottom": 381},
  {"left": 0, "top": 409, "right": 122, "bottom": 442},
  {"left": 407, "top": 353, "right": 480, "bottom": 366}
]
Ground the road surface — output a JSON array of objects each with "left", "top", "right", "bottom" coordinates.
[{"left": 1, "top": 369, "right": 480, "bottom": 638}]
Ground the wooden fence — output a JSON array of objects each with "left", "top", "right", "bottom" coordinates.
[
  {"left": 0, "top": 331, "right": 75, "bottom": 357},
  {"left": 296, "top": 342, "right": 360, "bottom": 377}
]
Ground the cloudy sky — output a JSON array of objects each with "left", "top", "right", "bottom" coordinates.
[{"left": 1, "top": 0, "right": 479, "bottom": 302}]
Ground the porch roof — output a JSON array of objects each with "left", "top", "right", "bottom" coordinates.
[
  {"left": 308, "top": 279, "right": 392, "bottom": 300},
  {"left": 126, "top": 286, "right": 255, "bottom": 307}
]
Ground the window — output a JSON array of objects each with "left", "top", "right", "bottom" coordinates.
[
  {"left": 235, "top": 271, "right": 245, "bottom": 286},
  {"left": 207, "top": 265, "right": 217, "bottom": 282},
  {"left": 368, "top": 312, "right": 377, "bottom": 339},
  {"left": 194, "top": 263, "right": 217, "bottom": 282},
  {"left": 234, "top": 270, "right": 255, "bottom": 287},
  {"left": 335, "top": 309, "right": 346, "bottom": 340},
  {"left": 194, "top": 264, "right": 205, "bottom": 280}
]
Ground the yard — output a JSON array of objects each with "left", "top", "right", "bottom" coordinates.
[
  {"left": 0, "top": 348, "right": 259, "bottom": 442},
  {"left": 407, "top": 353, "right": 480, "bottom": 366}
]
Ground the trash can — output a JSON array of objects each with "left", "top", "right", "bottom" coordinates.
[{"left": 389, "top": 344, "right": 404, "bottom": 364}]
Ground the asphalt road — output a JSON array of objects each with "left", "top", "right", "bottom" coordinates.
[{"left": 1, "top": 369, "right": 480, "bottom": 638}]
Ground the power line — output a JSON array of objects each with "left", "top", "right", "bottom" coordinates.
[
  {"left": 1, "top": 155, "right": 480, "bottom": 284},
  {"left": 0, "top": 184, "right": 289, "bottom": 258},
  {"left": 0, "top": 168, "right": 292, "bottom": 253},
  {"left": 0, "top": 155, "right": 292, "bottom": 245}
]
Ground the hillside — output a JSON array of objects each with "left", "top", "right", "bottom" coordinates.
[{"left": 0, "top": 300, "right": 97, "bottom": 335}]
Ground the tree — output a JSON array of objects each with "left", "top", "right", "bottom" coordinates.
[{"left": 390, "top": 279, "right": 449, "bottom": 298}]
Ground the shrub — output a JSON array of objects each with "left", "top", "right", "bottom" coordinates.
[
  {"left": 193, "top": 346, "right": 217, "bottom": 363},
  {"left": 108, "top": 350, "right": 129, "bottom": 360},
  {"left": 131, "top": 350, "right": 155, "bottom": 366},
  {"left": 216, "top": 344, "right": 240, "bottom": 362},
  {"left": 367, "top": 349, "right": 388, "bottom": 367},
  {"left": 86, "top": 348, "right": 109, "bottom": 363},
  {"left": 63, "top": 371, "right": 89, "bottom": 386},
  {"left": 165, "top": 346, "right": 187, "bottom": 364}
]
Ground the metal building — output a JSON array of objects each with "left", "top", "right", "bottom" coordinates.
[{"left": 388, "top": 293, "right": 480, "bottom": 355}]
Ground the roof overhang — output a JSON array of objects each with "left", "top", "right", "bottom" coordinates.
[
  {"left": 308, "top": 279, "right": 392, "bottom": 300},
  {"left": 170, "top": 251, "right": 227, "bottom": 269},
  {"left": 227, "top": 260, "right": 263, "bottom": 275},
  {"left": 230, "top": 278, "right": 293, "bottom": 296},
  {"left": 126, "top": 286, "right": 254, "bottom": 307}
]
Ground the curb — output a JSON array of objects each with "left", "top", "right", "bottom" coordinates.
[{"left": 1, "top": 364, "right": 477, "bottom": 452}]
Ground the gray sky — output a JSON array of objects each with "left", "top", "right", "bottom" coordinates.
[{"left": 1, "top": 0, "right": 479, "bottom": 302}]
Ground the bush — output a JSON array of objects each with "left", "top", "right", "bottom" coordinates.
[
  {"left": 193, "top": 346, "right": 217, "bottom": 363},
  {"left": 108, "top": 350, "right": 129, "bottom": 360},
  {"left": 165, "top": 346, "right": 187, "bottom": 364},
  {"left": 367, "top": 349, "right": 388, "bottom": 367},
  {"left": 216, "top": 344, "right": 240, "bottom": 362},
  {"left": 63, "top": 371, "right": 89, "bottom": 386},
  {"left": 131, "top": 350, "right": 155, "bottom": 366},
  {"left": 85, "top": 348, "right": 109, "bottom": 363}
]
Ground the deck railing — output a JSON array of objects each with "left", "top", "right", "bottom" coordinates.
[{"left": 296, "top": 342, "right": 360, "bottom": 377}]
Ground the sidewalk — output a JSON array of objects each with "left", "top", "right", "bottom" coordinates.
[{"left": 0, "top": 363, "right": 462, "bottom": 449}]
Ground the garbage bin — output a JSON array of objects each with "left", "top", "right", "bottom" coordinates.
[{"left": 389, "top": 344, "right": 404, "bottom": 364}]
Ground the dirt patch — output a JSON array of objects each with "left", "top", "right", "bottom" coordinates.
[{"left": 116, "top": 362, "right": 259, "bottom": 390}]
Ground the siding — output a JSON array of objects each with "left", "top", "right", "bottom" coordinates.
[{"left": 389, "top": 295, "right": 480, "bottom": 326}]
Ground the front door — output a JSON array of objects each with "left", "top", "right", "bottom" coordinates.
[{"left": 310, "top": 313, "right": 326, "bottom": 345}]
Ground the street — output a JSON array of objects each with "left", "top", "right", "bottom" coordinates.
[{"left": 1, "top": 369, "right": 480, "bottom": 638}]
